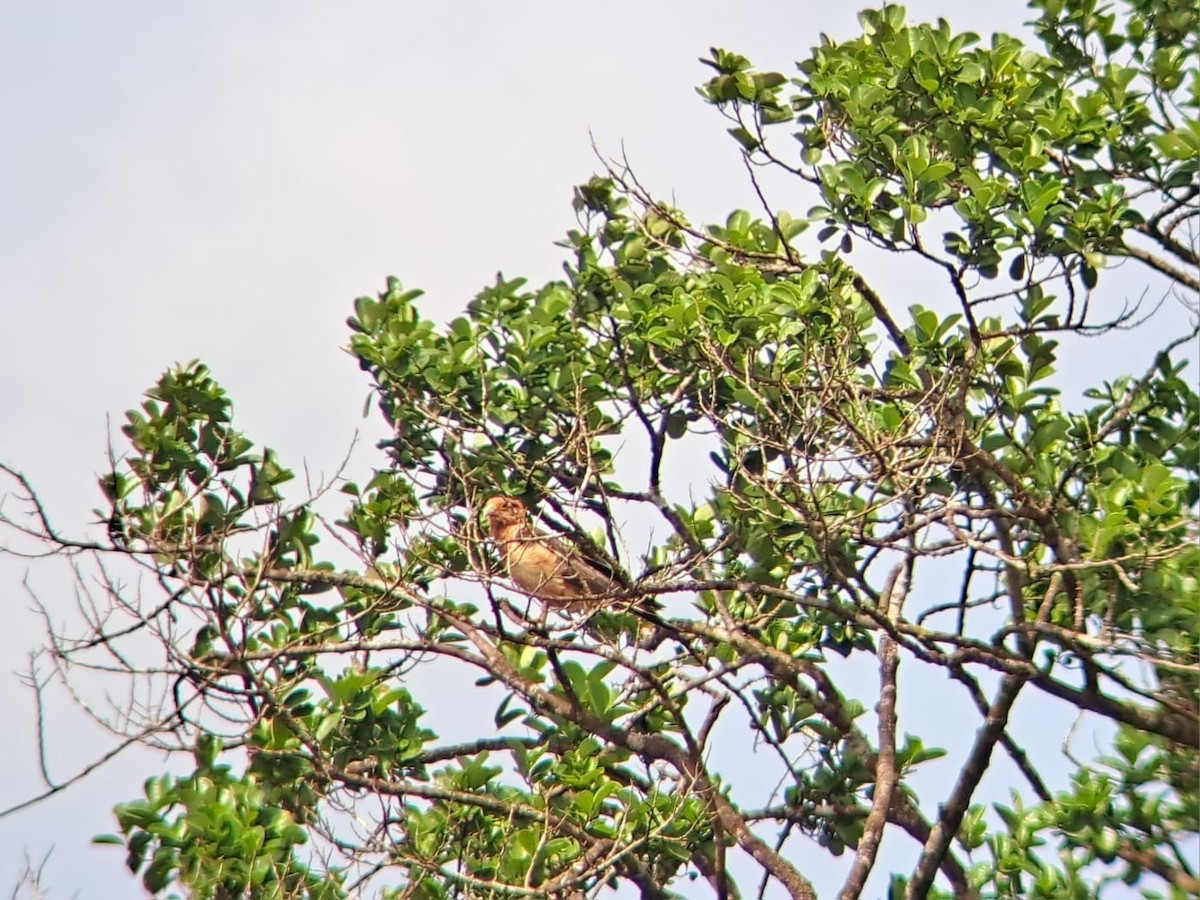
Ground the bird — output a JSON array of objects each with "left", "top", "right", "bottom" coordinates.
[{"left": 480, "top": 495, "right": 638, "bottom": 612}]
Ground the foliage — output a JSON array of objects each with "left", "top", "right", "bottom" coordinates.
[
  {"left": 95, "top": 736, "right": 339, "bottom": 900},
  {"left": 2, "top": 1, "right": 1196, "bottom": 898}
]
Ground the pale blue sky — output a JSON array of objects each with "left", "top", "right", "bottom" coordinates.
[{"left": 1, "top": 2, "right": 1193, "bottom": 898}]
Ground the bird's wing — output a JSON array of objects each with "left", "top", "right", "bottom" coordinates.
[
  {"left": 497, "top": 520, "right": 664, "bottom": 614},
  {"left": 503, "top": 530, "right": 619, "bottom": 599},
  {"left": 546, "top": 536, "right": 665, "bottom": 614},
  {"left": 553, "top": 539, "right": 665, "bottom": 615},
  {"left": 550, "top": 537, "right": 622, "bottom": 597}
]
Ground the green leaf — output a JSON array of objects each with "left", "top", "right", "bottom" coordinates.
[{"left": 728, "top": 127, "right": 761, "bottom": 152}]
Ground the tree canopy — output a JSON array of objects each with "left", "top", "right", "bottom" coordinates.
[{"left": 2, "top": 0, "right": 1197, "bottom": 897}]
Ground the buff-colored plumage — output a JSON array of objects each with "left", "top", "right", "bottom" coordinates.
[{"left": 481, "top": 496, "right": 624, "bottom": 611}]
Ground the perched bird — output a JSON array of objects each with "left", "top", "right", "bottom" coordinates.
[{"left": 480, "top": 495, "right": 633, "bottom": 612}]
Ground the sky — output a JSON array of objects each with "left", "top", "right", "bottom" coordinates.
[{"left": 1, "top": 2, "right": 1195, "bottom": 898}]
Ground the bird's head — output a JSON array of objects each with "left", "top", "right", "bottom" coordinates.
[{"left": 480, "top": 495, "right": 529, "bottom": 536}]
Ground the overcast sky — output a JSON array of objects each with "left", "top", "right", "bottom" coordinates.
[{"left": 1, "top": 2, "right": 1194, "bottom": 898}]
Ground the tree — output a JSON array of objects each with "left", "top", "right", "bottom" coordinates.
[{"left": 2, "top": 0, "right": 1196, "bottom": 897}]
